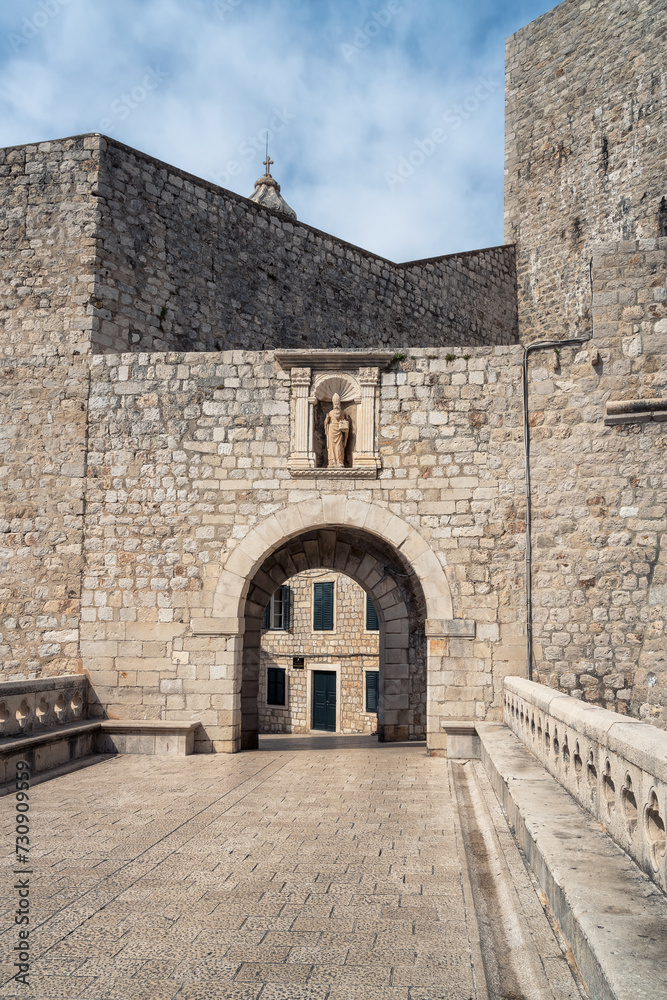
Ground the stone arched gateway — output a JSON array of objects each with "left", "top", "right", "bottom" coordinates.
[{"left": 192, "top": 497, "right": 468, "bottom": 752}]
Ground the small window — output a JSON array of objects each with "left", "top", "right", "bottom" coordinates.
[
  {"left": 267, "top": 667, "right": 286, "bottom": 706},
  {"left": 366, "top": 593, "right": 379, "bottom": 631},
  {"left": 262, "top": 585, "right": 291, "bottom": 630},
  {"left": 313, "top": 581, "right": 334, "bottom": 631},
  {"left": 366, "top": 671, "right": 379, "bottom": 714}
]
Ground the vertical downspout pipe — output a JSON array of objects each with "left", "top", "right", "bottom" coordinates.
[{"left": 522, "top": 335, "right": 591, "bottom": 680}]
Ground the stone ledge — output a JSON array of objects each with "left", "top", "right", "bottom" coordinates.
[
  {"left": 288, "top": 467, "right": 378, "bottom": 479},
  {"left": 0, "top": 720, "right": 201, "bottom": 779},
  {"left": 0, "top": 674, "right": 86, "bottom": 697},
  {"left": 478, "top": 721, "right": 667, "bottom": 1000},
  {"left": 0, "top": 754, "right": 113, "bottom": 799},
  {"left": 604, "top": 398, "right": 667, "bottom": 425},
  {"left": 0, "top": 720, "right": 100, "bottom": 752},
  {"left": 99, "top": 720, "right": 199, "bottom": 733},
  {"left": 275, "top": 350, "right": 396, "bottom": 370},
  {"left": 0, "top": 721, "right": 100, "bottom": 784}
]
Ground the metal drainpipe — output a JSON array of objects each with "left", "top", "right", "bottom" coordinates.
[{"left": 522, "top": 334, "right": 591, "bottom": 680}]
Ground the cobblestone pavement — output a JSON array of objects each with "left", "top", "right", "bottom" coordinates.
[{"left": 0, "top": 739, "right": 570, "bottom": 999}]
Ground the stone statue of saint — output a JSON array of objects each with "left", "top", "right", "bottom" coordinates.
[{"left": 324, "top": 393, "right": 349, "bottom": 467}]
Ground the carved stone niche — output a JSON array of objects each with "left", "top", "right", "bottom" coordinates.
[{"left": 275, "top": 350, "right": 394, "bottom": 478}]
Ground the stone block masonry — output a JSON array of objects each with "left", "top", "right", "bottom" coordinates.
[
  {"left": 0, "top": 134, "right": 518, "bottom": 357},
  {"left": 259, "top": 570, "right": 380, "bottom": 735},
  {"left": 1, "top": 0, "right": 666, "bottom": 748},
  {"left": 80, "top": 346, "right": 528, "bottom": 750},
  {"left": 0, "top": 355, "right": 88, "bottom": 680},
  {"left": 526, "top": 241, "right": 667, "bottom": 725},
  {"left": 0, "top": 136, "right": 101, "bottom": 359},
  {"left": 4, "top": 297, "right": 665, "bottom": 745},
  {"left": 505, "top": 0, "right": 666, "bottom": 342}
]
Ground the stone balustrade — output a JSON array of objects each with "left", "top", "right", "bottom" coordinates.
[
  {"left": 504, "top": 677, "right": 667, "bottom": 893},
  {"left": 0, "top": 675, "right": 90, "bottom": 739}
]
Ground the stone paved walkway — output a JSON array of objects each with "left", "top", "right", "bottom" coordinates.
[{"left": 0, "top": 739, "right": 572, "bottom": 999}]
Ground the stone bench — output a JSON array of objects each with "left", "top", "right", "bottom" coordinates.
[
  {"left": 0, "top": 720, "right": 101, "bottom": 785},
  {"left": 0, "top": 719, "right": 200, "bottom": 790},
  {"left": 97, "top": 720, "right": 199, "bottom": 756},
  {"left": 441, "top": 720, "right": 480, "bottom": 759}
]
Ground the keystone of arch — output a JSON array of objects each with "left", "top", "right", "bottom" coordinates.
[{"left": 209, "top": 496, "right": 453, "bottom": 623}]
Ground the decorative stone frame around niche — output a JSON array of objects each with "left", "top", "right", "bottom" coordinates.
[{"left": 275, "top": 350, "right": 395, "bottom": 478}]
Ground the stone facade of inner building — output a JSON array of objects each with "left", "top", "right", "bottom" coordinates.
[
  {"left": 259, "top": 570, "right": 380, "bottom": 735},
  {"left": 0, "top": 0, "right": 665, "bottom": 752}
]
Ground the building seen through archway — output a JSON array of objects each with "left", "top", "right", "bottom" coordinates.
[
  {"left": 259, "top": 570, "right": 381, "bottom": 735},
  {"left": 239, "top": 526, "right": 429, "bottom": 750}
]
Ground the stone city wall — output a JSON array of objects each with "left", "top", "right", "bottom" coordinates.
[
  {"left": 259, "top": 570, "right": 379, "bottom": 734},
  {"left": 94, "top": 135, "right": 517, "bottom": 353},
  {"left": 0, "top": 355, "right": 88, "bottom": 682},
  {"left": 79, "top": 346, "right": 528, "bottom": 750},
  {"left": 0, "top": 136, "right": 100, "bottom": 359},
  {"left": 527, "top": 240, "right": 667, "bottom": 727},
  {"left": 2, "top": 244, "right": 665, "bottom": 742},
  {"left": 54, "top": 293, "right": 667, "bottom": 749},
  {"left": 505, "top": 0, "right": 666, "bottom": 341},
  {"left": 0, "top": 134, "right": 518, "bottom": 358}
]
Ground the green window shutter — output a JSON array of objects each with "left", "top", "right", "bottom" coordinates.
[
  {"left": 313, "top": 581, "right": 334, "bottom": 631},
  {"left": 261, "top": 601, "right": 270, "bottom": 629},
  {"left": 282, "top": 585, "right": 291, "bottom": 630},
  {"left": 267, "top": 667, "right": 286, "bottom": 706},
  {"left": 366, "top": 593, "right": 379, "bottom": 631},
  {"left": 366, "top": 671, "right": 379, "bottom": 713}
]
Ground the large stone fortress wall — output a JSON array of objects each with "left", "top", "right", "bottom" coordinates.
[
  {"left": 526, "top": 240, "right": 667, "bottom": 722},
  {"left": 0, "top": 136, "right": 100, "bottom": 359},
  {"left": 0, "top": 137, "right": 99, "bottom": 678},
  {"left": 80, "top": 347, "right": 526, "bottom": 750},
  {"left": 0, "top": 136, "right": 518, "bottom": 358},
  {"left": 505, "top": 0, "right": 667, "bottom": 341},
  {"left": 94, "top": 136, "right": 517, "bottom": 352}
]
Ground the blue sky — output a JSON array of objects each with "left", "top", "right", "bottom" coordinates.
[{"left": 0, "top": 0, "right": 555, "bottom": 261}]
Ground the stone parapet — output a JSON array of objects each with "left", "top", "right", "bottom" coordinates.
[
  {"left": 0, "top": 674, "right": 89, "bottom": 739},
  {"left": 479, "top": 721, "right": 667, "bottom": 1000},
  {"left": 504, "top": 676, "right": 667, "bottom": 893},
  {"left": 0, "top": 721, "right": 100, "bottom": 786}
]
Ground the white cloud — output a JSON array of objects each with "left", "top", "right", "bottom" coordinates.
[{"left": 0, "top": 0, "right": 553, "bottom": 261}]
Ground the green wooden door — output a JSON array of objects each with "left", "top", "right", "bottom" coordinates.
[{"left": 313, "top": 671, "right": 336, "bottom": 732}]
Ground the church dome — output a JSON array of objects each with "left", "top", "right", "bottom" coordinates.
[{"left": 249, "top": 158, "right": 296, "bottom": 219}]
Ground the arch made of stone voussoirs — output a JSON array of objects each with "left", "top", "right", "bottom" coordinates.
[
  {"left": 241, "top": 526, "right": 423, "bottom": 747},
  {"left": 212, "top": 496, "right": 453, "bottom": 622}
]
